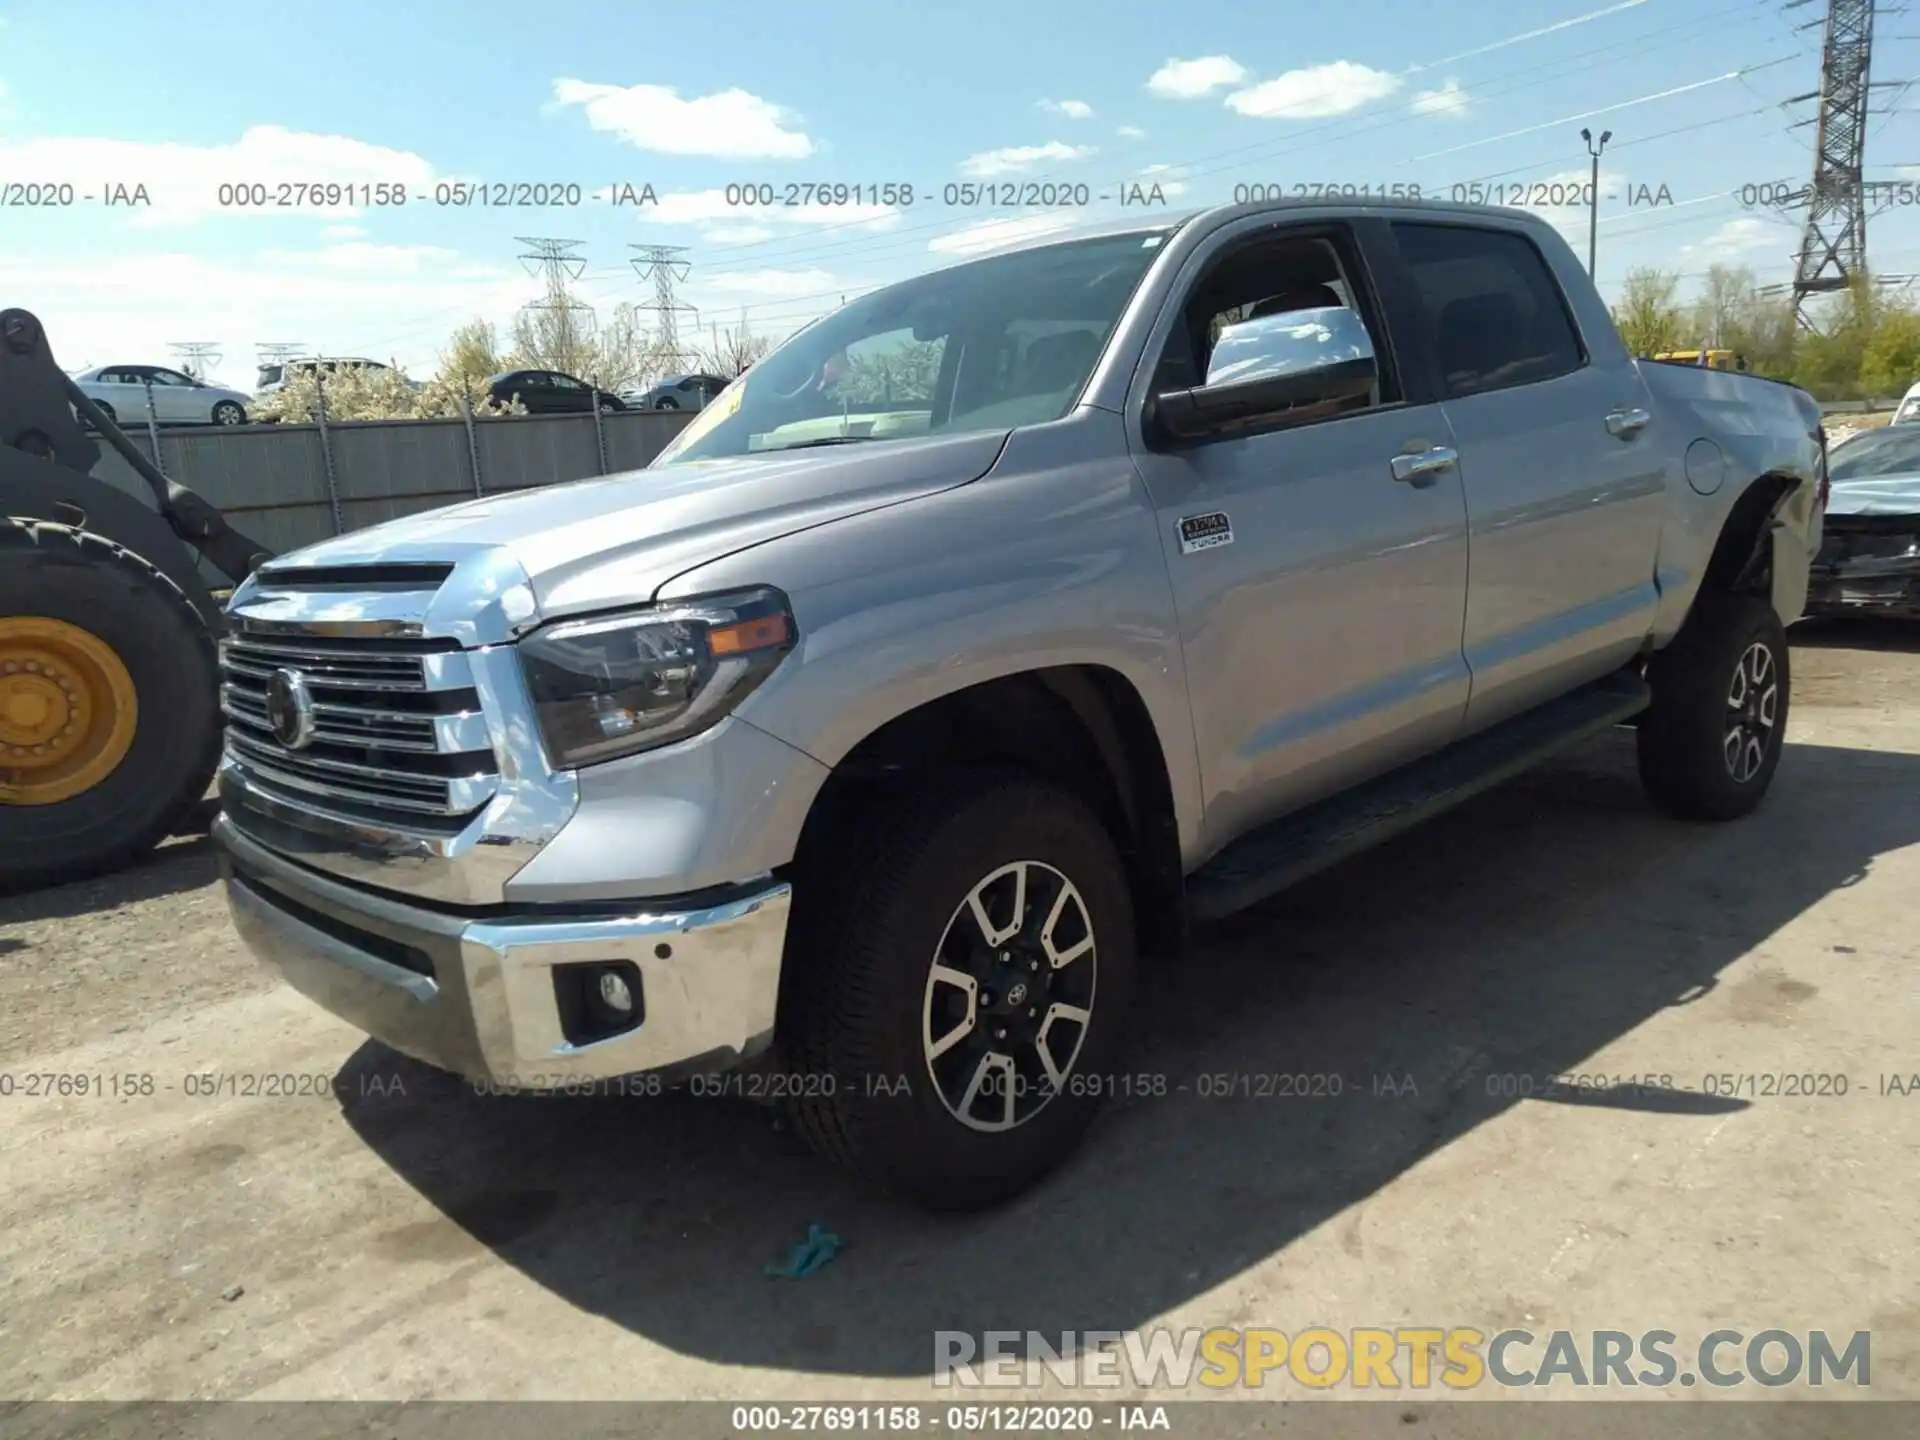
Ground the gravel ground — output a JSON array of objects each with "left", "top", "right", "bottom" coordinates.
[{"left": 2, "top": 619, "right": 1917, "bottom": 1412}]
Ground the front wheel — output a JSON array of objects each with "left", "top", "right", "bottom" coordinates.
[
  {"left": 1637, "top": 593, "right": 1790, "bottom": 821},
  {"left": 211, "top": 400, "right": 246, "bottom": 425},
  {"left": 781, "top": 774, "right": 1137, "bottom": 1210}
]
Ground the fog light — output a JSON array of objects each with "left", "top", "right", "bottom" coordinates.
[
  {"left": 598, "top": 970, "right": 634, "bottom": 1013},
  {"left": 553, "top": 960, "right": 645, "bottom": 1046}
]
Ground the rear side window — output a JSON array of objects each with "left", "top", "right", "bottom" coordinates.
[{"left": 1392, "top": 223, "right": 1585, "bottom": 398}]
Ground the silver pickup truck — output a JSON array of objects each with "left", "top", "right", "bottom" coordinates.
[{"left": 214, "top": 199, "right": 1826, "bottom": 1209}]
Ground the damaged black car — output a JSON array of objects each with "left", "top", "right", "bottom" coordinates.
[{"left": 1806, "top": 424, "right": 1920, "bottom": 619}]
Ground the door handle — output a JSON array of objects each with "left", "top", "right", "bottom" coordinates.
[
  {"left": 1391, "top": 446, "right": 1458, "bottom": 485},
  {"left": 1606, "top": 406, "right": 1651, "bottom": 438}
]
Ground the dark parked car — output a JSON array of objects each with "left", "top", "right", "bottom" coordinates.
[
  {"left": 1806, "top": 425, "right": 1920, "bottom": 618},
  {"left": 624, "top": 373, "right": 731, "bottom": 410},
  {"left": 486, "top": 369, "right": 625, "bottom": 415}
]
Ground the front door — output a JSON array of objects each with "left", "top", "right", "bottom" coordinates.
[{"left": 1127, "top": 218, "right": 1472, "bottom": 854}]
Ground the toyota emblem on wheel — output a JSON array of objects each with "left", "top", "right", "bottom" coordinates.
[{"left": 264, "top": 667, "right": 316, "bottom": 750}]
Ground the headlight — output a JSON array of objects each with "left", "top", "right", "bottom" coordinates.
[{"left": 517, "top": 587, "right": 796, "bottom": 769}]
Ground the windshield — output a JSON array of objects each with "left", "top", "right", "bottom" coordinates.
[
  {"left": 652, "top": 229, "right": 1171, "bottom": 465},
  {"left": 1830, "top": 426, "right": 1920, "bottom": 480}
]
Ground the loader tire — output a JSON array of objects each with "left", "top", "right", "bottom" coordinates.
[{"left": 0, "top": 520, "right": 221, "bottom": 892}]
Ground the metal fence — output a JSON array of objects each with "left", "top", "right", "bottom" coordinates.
[{"left": 89, "top": 407, "right": 694, "bottom": 566}]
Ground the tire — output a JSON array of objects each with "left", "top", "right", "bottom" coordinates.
[
  {"left": 598, "top": 397, "right": 620, "bottom": 413},
  {"left": 655, "top": 397, "right": 679, "bottom": 410},
  {"left": 0, "top": 522, "right": 221, "bottom": 892},
  {"left": 211, "top": 401, "right": 246, "bottom": 426},
  {"left": 1636, "top": 593, "right": 1789, "bottom": 821},
  {"left": 781, "top": 772, "right": 1137, "bottom": 1211}
]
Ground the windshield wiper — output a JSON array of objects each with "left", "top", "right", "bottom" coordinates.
[{"left": 768, "top": 435, "right": 879, "bottom": 452}]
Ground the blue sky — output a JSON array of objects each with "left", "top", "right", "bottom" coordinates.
[{"left": 3, "top": 0, "right": 1917, "bottom": 385}]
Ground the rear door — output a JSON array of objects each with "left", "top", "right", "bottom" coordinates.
[
  {"left": 1127, "top": 215, "right": 1472, "bottom": 852},
  {"left": 1385, "top": 218, "right": 1666, "bottom": 734},
  {"left": 511, "top": 372, "right": 553, "bottom": 411},
  {"left": 91, "top": 367, "right": 144, "bottom": 417}
]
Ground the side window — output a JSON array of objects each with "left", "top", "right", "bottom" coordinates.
[
  {"left": 1149, "top": 228, "right": 1394, "bottom": 414},
  {"left": 551, "top": 374, "right": 583, "bottom": 390},
  {"left": 1390, "top": 223, "right": 1585, "bottom": 398},
  {"left": 151, "top": 368, "right": 195, "bottom": 386},
  {"left": 518, "top": 373, "right": 551, "bottom": 389}
]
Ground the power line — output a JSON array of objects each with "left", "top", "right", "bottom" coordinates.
[
  {"left": 630, "top": 243, "right": 698, "bottom": 372},
  {"left": 1777, "top": 0, "right": 1905, "bottom": 328},
  {"left": 168, "top": 341, "right": 221, "bottom": 378},
  {"left": 516, "top": 237, "right": 598, "bottom": 368}
]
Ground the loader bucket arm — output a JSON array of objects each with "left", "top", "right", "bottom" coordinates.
[{"left": 0, "top": 308, "right": 276, "bottom": 590}]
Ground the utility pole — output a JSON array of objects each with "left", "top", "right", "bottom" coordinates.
[
  {"left": 1774, "top": 0, "right": 1904, "bottom": 331},
  {"left": 169, "top": 342, "right": 222, "bottom": 380},
  {"left": 630, "top": 243, "right": 698, "bottom": 378},
  {"left": 1580, "top": 128, "right": 1611, "bottom": 280},
  {"left": 517, "top": 238, "right": 597, "bottom": 375}
]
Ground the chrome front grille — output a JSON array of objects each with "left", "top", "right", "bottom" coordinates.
[{"left": 220, "top": 632, "right": 501, "bottom": 832}]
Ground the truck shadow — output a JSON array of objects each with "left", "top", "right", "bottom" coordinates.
[{"left": 336, "top": 730, "right": 1917, "bottom": 1379}]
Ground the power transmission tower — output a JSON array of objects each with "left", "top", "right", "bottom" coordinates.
[
  {"left": 257, "top": 341, "right": 308, "bottom": 369},
  {"left": 630, "top": 243, "right": 698, "bottom": 374},
  {"left": 169, "top": 342, "right": 222, "bottom": 378},
  {"left": 517, "top": 237, "right": 597, "bottom": 373},
  {"left": 1778, "top": 0, "right": 1905, "bottom": 330}
]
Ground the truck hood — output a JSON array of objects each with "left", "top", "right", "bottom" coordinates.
[
  {"left": 1826, "top": 471, "right": 1920, "bottom": 518},
  {"left": 257, "top": 428, "right": 1009, "bottom": 619}
]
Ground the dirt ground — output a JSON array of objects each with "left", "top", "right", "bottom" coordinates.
[{"left": 2, "top": 620, "right": 1918, "bottom": 1410}]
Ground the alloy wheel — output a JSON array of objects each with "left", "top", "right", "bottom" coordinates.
[
  {"left": 1723, "top": 639, "right": 1779, "bottom": 783},
  {"left": 922, "top": 859, "right": 1097, "bottom": 1133}
]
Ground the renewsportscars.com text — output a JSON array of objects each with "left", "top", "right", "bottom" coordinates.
[{"left": 933, "top": 1327, "right": 1870, "bottom": 1390}]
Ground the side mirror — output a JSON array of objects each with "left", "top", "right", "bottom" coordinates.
[{"left": 1153, "top": 305, "right": 1377, "bottom": 443}]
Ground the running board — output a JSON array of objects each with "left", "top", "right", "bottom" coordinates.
[{"left": 1186, "top": 668, "right": 1651, "bottom": 923}]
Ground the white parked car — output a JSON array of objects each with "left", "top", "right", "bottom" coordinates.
[
  {"left": 73, "top": 365, "right": 251, "bottom": 426},
  {"left": 1891, "top": 380, "right": 1920, "bottom": 425}
]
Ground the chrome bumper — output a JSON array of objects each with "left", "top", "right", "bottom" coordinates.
[{"left": 215, "top": 814, "right": 791, "bottom": 1085}]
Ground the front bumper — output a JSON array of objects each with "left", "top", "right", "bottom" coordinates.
[
  {"left": 1804, "top": 537, "right": 1912, "bottom": 614},
  {"left": 216, "top": 815, "right": 791, "bottom": 1086}
]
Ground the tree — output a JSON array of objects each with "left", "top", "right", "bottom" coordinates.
[
  {"left": 694, "top": 311, "right": 775, "bottom": 378},
  {"left": 503, "top": 300, "right": 653, "bottom": 391},
  {"left": 441, "top": 317, "right": 503, "bottom": 385},
  {"left": 835, "top": 339, "right": 944, "bottom": 406},
  {"left": 249, "top": 361, "right": 524, "bottom": 423},
  {"left": 1612, "top": 267, "right": 1685, "bottom": 356}
]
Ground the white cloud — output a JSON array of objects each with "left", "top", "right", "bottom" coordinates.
[
  {"left": 1227, "top": 62, "right": 1402, "bottom": 119},
  {"left": 1039, "top": 99, "right": 1094, "bottom": 119},
  {"left": 1147, "top": 56, "right": 1249, "bottom": 99},
  {"left": 928, "top": 211, "right": 1085, "bottom": 256},
  {"left": 1679, "top": 216, "right": 1776, "bottom": 263},
  {"left": 957, "top": 141, "right": 1096, "bottom": 178},
  {"left": 0, "top": 126, "right": 435, "bottom": 227},
  {"left": 6, "top": 245, "right": 524, "bottom": 381},
  {"left": 701, "top": 267, "right": 839, "bottom": 299},
  {"left": 321, "top": 223, "right": 368, "bottom": 239},
  {"left": 550, "top": 79, "right": 812, "bottom": 158},
  {"left": 1117, "top": 124, "right": 1147, "bottom": 139},
  {"left": 704, "top": 224, "right": 777, "bottom": 244},
  {"left": 1411, "top": 79, "right": 1470, "bottom": 117},
  {"left": 649, "top": 187, "right": 900, "bottom": 231},
  {"left": 1138, "top": 163, "right": 1190, "bottom": 198}
]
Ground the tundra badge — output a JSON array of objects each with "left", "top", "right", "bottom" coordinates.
[{"left": 1178, "top": 511, "right": 1234, "bottom": 555}]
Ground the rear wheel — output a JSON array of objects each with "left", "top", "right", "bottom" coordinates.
[
  {"left": 0, "top": 521, "right": 220, "bottom": 891},
  {"left": 655, "top": 396, "right": 679, "bottom": 410},
  {"left": 782, "top": 773, "right": 1137, "bottom": 1210},
  {"left": 1637, "top": 593, "right": 1789, "bottom": 821}
]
